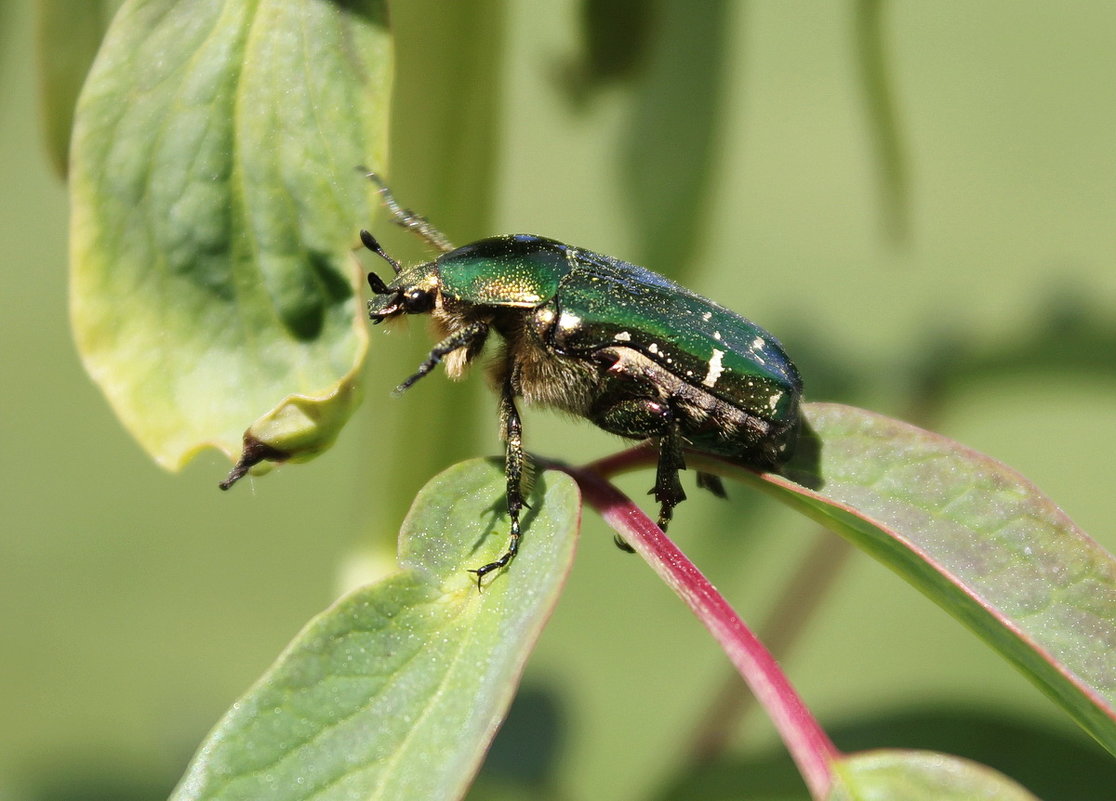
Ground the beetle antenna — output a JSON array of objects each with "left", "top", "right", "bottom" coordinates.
[
  {"left": 367, "top": 271, "right": 390, "bottom": 295},
  {"left": 363, "top": 171, "right": 456, "bottom": 254},
  {"left": 360, "top": 229, "right": 403, "bottom": 277}
]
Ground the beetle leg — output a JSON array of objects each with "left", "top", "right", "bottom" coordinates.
[
  {"left": 365, "top": 172, "right": 456, "bottom": 253},
  {"left": 469, "top": 376, "right": 529, "bottom": 585},
  {"left": 653, "top": 422, "right": 688, "bottom": 531},
  {"left": 396, "top": 321, "right": 489, "bottom": 394},
  {"left": 612, "top": 534, "right": 636, "bottom": 553},
  {"left": 590, "top": 394, "right": 690, "bottom": 532},
  {"left": 695, "top": 471, "right": 727, "bottom": 499}
]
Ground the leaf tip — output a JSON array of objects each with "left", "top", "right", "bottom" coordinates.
[{"left": 219, "top": 434, "right": 289, "bottom": 491}]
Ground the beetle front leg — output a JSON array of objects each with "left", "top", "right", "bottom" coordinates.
[
  {"left": 469, "top": 377, "right": 529, "bottom": 585},
  {"left": 396, "top": 321, "right": 489, "bottom": 394}
]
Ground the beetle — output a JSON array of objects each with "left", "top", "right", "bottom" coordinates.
[{"left": 362, "top": 177, "right": 802, "bottom": 582}]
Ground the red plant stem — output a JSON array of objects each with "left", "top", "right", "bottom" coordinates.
[
  {"left": 560, "top": 461, "right": 839, "bottom": 800},
  {"left": 687, "top": 531, "right": 852, "bottom": 763}
]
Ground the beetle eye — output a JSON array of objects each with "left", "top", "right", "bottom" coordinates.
[{"left": 403, "top": 288, "right": 434, "bottom": 313}]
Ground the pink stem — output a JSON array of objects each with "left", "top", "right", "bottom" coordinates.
[{"left": 560, "top": 461, "right": 839, "bottom": 799}]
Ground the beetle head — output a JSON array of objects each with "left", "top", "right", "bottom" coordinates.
[{"left": 361, "top": 229, "right": 440, "bottom": 323}]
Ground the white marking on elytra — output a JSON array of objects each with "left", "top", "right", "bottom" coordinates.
[
  {"left": 702, "top": 311, "right": 712, "bottom": 321},
  {"left": 703, "top": 348, "right": 725, "bottom": 387},
  {"left": 648, "top": 342, "right": 660, "bottom": 354},
  {"left": 615, "top": 331, "right": 631, "bottom": 342},
  {"left": 769, "top": 393, "right": 781, "bottom": 411},
  {"left": 752, "top": 336, "right": 765, "bottom": 350},
  {"left": 558, "top": 312, "right": 581, "bottom": 330},
  {"left": 713, "top": 331, "right": 722, "bottom": 341}
]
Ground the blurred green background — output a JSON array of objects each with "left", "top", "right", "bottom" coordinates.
[{"left": 2, "top": 1, "right": 1114, "bottom": 799}]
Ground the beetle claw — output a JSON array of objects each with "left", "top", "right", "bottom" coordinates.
[{"left": 613, "top": 534, "right": 636, "bottom": 553}]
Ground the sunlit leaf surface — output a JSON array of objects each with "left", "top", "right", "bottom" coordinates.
[
  {"left": 70, "top": 0, "right": 391, "bottom": 472},
  {"left": 171, "top": 459, "right": 580, "bottom": 801},
  {"left": 704, "top": 402, "right": 1116, "bottom": 755}
]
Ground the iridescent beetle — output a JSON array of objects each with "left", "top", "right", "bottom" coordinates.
[{"left": 362, "top": 177, "right": 802, "bottom": 581}]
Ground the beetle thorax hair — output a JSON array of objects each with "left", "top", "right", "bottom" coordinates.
[{"left": 433, "top": 296, "right": 492, "bottom": 380}]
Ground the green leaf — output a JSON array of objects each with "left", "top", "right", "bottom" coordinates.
[
  {"left": 697, "top": 403, "right": 1116, "bottom": 755},
  {"left": 653, "top": 706, "right": 1113, "bottom": 800},
  {"left": 828, "top": 750, "right": 1040, "bottom": 800},
  {"left": 69, "top": 0, "right": 391, "bottom": 473},
  {"left": 171, "top": 459, "right": 581, "bottom": 801},
  {"left": 36, "top": 0, "right": 123, "bottom": 176}
]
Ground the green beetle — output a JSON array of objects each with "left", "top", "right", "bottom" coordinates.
[{"left": 363, "top": 178, "right": 802, "bottom": 581}]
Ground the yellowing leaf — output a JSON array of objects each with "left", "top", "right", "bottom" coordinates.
[{"left": 70, "top": 0, "right": 391, "bottom": 473}]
